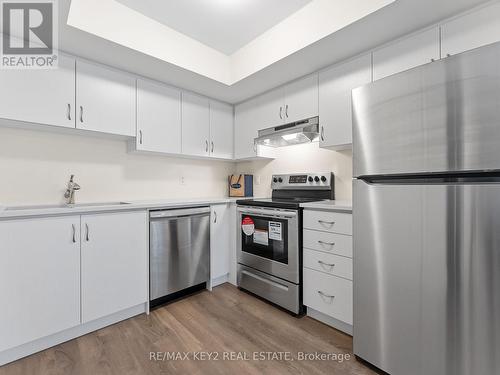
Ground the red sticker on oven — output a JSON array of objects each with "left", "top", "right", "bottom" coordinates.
[{"left": 241, "top": 216, "right": 255, "bottom": 236}]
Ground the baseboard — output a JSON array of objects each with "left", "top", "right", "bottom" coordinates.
[
  {"left": 210, "top": 274, "right": 229, "bottom": 288},
  {"left": 0, "top": 303, "right": 147, "bottom": 367},
  {"left": 307, "top": 307, "right": 353, "bottom": 336}
]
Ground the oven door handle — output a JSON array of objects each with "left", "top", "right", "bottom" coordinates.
[{"left": 237, "top": 207, "right": 297, "bottom": 219}]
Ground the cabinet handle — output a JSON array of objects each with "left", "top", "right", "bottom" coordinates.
[
  {"left": 79, "top": 106, "right": 84, "bottom": 123},
  {"left": 431, "top": 58, "right": 435, "bottom": 62},
  {"left": 446, "top": 53, "right": 451, "bottom": 57},
  {"left": 318, "top": 260, "right": 335, "bottom": 268},
  {"left": 211, "top": 141, "right": 214, "bottom": 153},
  {"left": 139, "top": 130, "right": 143, "bottom": 145},
  {"left": 318, "top": 240, "right": 335, "bottom": 246},
  {"left": 279, "top": 106, "right": 283, "bottom": 119},
  {"left": 72, "top": 224, "right": 76, "bottom": 243},
  {"left": 214, "top": 211, "right": 217, "bottom": 223},
  {"left": 253, "top": 142, "right": 257, "bottom": 154},
  {"left": 320, "top": 126, "right": 325, "bottom": 142},
  {"left": 205, "top": 140, "right": 209, "bottom": 153},
  {"left": 85, "top": 223, "right": 90, "bottom": 242},
  {"left": 67, "top": 103, "right": 71, "bottom": 121},
  {"left": 285, "top": 104, "right": 288, "bottom": 118},
  {"left": 318, "top": 290, "right": 335, "bottom": 300},
  {"left": 318, "top": 220, "right": 335, "bottom": 226}
]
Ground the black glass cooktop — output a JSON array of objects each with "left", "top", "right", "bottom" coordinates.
[{"left": 236, "top": 197, "right": 324, "bottom": 210}]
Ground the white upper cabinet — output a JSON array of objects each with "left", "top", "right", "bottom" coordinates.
[
  {"left": 182, "top": 92, "right": 210, "bottom": 157},
  {"left": 136, "top": 79, "right": 182, "bottom": 154},
  {"left": 234, "top": 97, "right": 260, "bottom": 159},
  {"left": 284, "top": 74, "right": 319, "bottom": 123},
  {"left": 319, "top": 54, "right": 372, "bottom": 150},
  {"left": 373, "top": 27, "right": 440, "bottom": 81},
  {"left": 209, "top": 101, "right": 234, "bottom": 159},
  {"left": 0, "top": 54, "right": 75, "bottom": 129},
  {"left": 0, "top": 216, "right": 80, "bottom": 352},
  {"left": 257, "top": 87, "right": 286, "bottom": 128},
  {"left": 441, "top": 3, "right": 500, "bottom": 57},
  {"left": 76, "top": 60, "right": 135, "bottom": 136},
  {"left": 81, "top": 211, "right": 148, "bottom": 323}
]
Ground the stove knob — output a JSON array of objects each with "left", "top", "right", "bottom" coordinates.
[
  {"left": 273, "top": 178, "right": 278, "bottom": 183},
  {"left": 321, "top": 176, "right": 327, "bottom": 182},
  {"left": 278, "top": 177, "right": 283, "bottom": 183},
  {"left": 314, "top": 176, "right": 320, "bottom": 182},
  {"left": 308, "top": 176, "right": 313, "bottom": 182}
]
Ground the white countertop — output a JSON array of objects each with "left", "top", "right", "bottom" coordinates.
[
  {"left": 300, "top": 200, "right": 352, "bottom": 212},
  {"left": 0, "top": 197, "right": 247, "bottom": 219}
]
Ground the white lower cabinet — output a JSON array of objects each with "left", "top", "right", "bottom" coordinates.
[
  {"left": 0, "top": 216, "right": 81, "bottom": 352},
  {"left": 303, "top": 208, "right": 353, "bottom": 334},
  {"left": 81, "top": 211, "right": 148, "bottom": 323},
  {"left": 210, "top": 204, "right": 230, "bottom": 285}
]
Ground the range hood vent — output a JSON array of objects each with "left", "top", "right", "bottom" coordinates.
[{"left": 254, "top": 117, "right": 319, "bottom": 147}]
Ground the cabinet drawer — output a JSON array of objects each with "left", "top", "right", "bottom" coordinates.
[
  {"left": 303, "top": 210, "right": 352, "bottom": 235},
  {"left": 303, "top": 268, "right": 352, "bottom": 324},
  {"left": 303, "top": 229, "right": 352, "bottom": 258},
  {"left": 304, "top": 249, "right": 352, "bottom": 280}
]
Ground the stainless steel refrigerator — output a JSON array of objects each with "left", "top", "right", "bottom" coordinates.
[{"left": 352, "top": 42, "right": 500, "bottom": 375}]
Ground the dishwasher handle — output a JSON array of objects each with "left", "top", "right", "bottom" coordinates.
[{"left": 150, "top": 206, "right": 210, "bottom": 219}]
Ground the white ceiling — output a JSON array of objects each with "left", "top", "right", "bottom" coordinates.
[
  {"left": 115, "top": 0, "right": 313, "bottom": 55},
  {"left": 58, "top": 0, "right": 492, "bottom": 104}
]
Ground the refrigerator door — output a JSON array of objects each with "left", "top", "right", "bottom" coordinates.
[
  {"left": 354, "top": 179, "right": 500, "bottom": 375},
  {"left": 352, "top": 41, "right": 500, "bottom": 177}
]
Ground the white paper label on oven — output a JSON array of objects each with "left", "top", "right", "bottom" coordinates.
[
  {"left": 253, "top": 229, "right": 269, "bottom": 246},
  {"left": 268, "top": 221, "right": 282, "bottom": 241}
]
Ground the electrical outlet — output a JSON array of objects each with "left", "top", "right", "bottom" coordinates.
[{"left": 180, "top": 176, "right": 186, "bottom": 185}]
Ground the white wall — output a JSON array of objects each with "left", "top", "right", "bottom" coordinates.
[
  {"left": 236, "top": 142, "right": 352, "bottom": 201},
  {"left": 0, "top": 127, "right": 235, "bottom": 206}
]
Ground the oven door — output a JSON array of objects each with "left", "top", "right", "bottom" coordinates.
[{"left": 237, "top": 206, "right": 299, "bottom": 284}]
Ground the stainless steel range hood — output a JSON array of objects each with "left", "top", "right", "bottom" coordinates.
[{"left": 254, "top": 117, "right": 319, "bottom": 147}]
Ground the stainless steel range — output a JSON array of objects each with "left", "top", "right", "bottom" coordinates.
[{"left": 236, "top": 173, "right": 334, "bottom": 314}]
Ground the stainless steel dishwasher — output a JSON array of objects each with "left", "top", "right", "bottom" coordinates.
[{"left": 149, "top": 207, "right": 210, "bottom": 305}]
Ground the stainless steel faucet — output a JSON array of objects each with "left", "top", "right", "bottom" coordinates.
[{"left": 64, "top": 175, "right": 80, "bottom": 205}]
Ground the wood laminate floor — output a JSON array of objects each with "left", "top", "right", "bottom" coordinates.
[{"left": 0, "top": 284, "right": 377, "bottom": 375}]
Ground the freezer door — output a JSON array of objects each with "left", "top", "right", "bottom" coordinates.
[
  {"left": 353, "top": 41, "right": 500, "bottom": 177},
  {"left": 353, "top": 179, "right": 500, "bottom": 375}
]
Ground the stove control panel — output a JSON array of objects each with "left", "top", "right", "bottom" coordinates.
[{"left": 271, "top": 173, "right": 333, "bottom": 190}]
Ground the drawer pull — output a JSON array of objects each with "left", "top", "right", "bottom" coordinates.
[
  {"left": 318, "top": 240, "right": 335, "bottom": 246},
  {"left": 317, "top": 290, "right": 335, "bottom": 300},
  {"left": 318, "top": 220, "right": 335, "bottom": 226},
  {"left": 318, "top": 260, "right": 335, "bottom": 268}
]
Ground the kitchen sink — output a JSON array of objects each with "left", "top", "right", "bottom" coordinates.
[{"left": 4, "top": 202, "right": 131, "bottom": 211}]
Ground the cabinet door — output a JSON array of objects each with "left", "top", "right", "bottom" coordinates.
[
  {"left": 210, "top": 204, "right": 230, "bottom": 281},
  {"left": 0, "top": 216, "right": 80, "bottom": 352},
  {"left": 136, "top": 79, "right": 181, "bottom": 154},
  {"left": 256, "top": 87, "right": 285, "bottom": 128},
  {"left": 209, "top": 101, "right": 233, "bottom": 159},
  {"left": 234, "top": 97, "right": 259, "bottom": 159},
  {"left": 182, "top": 92, "right": 210, "bottom": 157},
  {"left": 0, "top": 54, "right": 75, "bottom": 128},
  {"left": 284, "top": 74, "right": 319, "bottom": 123},
  {"left": 76, "top": 60, "right": 135, "bottom": 136},
  {"left": 441, "top": 2, "right": 500, "bottom": 57},
  {"left": 373, "top": 28, "right": 440, "bottom": 81},
  {"left": 319, "top": 54, "right": 371, "bottom": 149},
  {"left": 81, "top": 211, "right": 148, "bottom": 323}
]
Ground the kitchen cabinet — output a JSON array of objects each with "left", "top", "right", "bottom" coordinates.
[
  {"left": 0, "top": 54, "right": 75, "bottom": 129},
  {"left": 254, "top": 74, "right": 319, "bottom": 128},
  {"left": 81, "top": 211, "right": 148, "bottom": 323},
  {"left": 136, "top": 79, "right": 182, "bottom": 154},
  {"left": 234, "top": 96, "right": 260, "bottom": 159},
  {"left": 0, "top": 216, "right": 80, "bottom": 352},
  {"left": 210, "top": 204, "right": 230, "bottom": 285},
  {"left": 76, "top": 60, "right": 135, "bottom": 136},
  {"left": 319, "top": 54, "right": 371, "bottom": 149},
  {"left": 441, "top": 2, "right": 500, "bottom": 57},
  {"left": 373, "top": 27, "right": 440, "bottom": 81},
  {"left": 209, "top": 101, "right": 234, "bottom": 159},
  {"left": 181, "top": 92, "right": 210, "bottom": 157}
]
